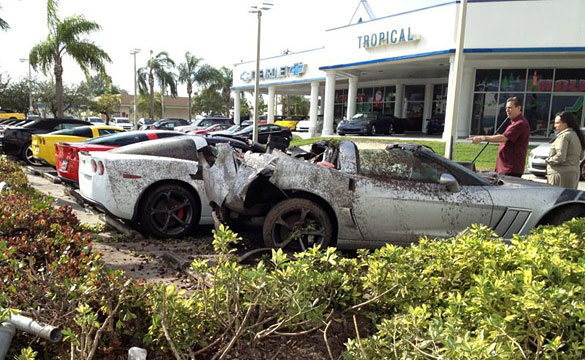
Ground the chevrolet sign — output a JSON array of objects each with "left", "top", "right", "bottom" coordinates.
[{"left": 240, "top": 62, "right": 307, "bottom": 82}]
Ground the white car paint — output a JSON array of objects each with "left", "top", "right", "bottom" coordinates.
[{"left": 78, "top": 150, "right": 213, "bottom": 225}]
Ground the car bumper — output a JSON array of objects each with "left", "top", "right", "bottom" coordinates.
[
  {"left": 337, "top": 127, "right": 368, "bottom": 135},
  {"left": 527, "top": 156, "right": 547, "bottom": 176}
]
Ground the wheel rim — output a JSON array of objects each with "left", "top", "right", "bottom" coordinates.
[
  {"left": 270, "top": 206, "right": 328, "bottom": 251},
  {"left": 147, "top": 190, "right": 193, "bottom": 236},
  {"left": 581, "top": 164, "right": 585, "bottom": 181},
  {"left": 25, "top": 146, "right": 42, "bottom": 166},
  {"left": 371, "top": 125, "right": 376, "bottom": 135}
]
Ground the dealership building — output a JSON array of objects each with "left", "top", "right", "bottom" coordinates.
[{"left": 231, "top": 0, "right": 585, "bottom": 140}]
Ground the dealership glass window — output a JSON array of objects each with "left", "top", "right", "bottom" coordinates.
[
  {"left": 334, "top": 89, "right": 348, "bottom": 121},
  {"left": 474, "top": 69, "right": 500, "bottom": 91},
  {"left": 525, "top": 93, "right": 553, "bottom": 136},
  {"left": 500, "top": 69, "right": 526, "bottom": 92},
  {"left": 554, "top": 69, "right": 585, "bottom": 92},
  {"left": 469, "top": 68, "right": 585, "bottom": 136},
  {"left": 384, "top": 86, "right": 396, "bottom": 115},
  {"left": 431, "top": 84, "right": 448, "bottom": 120},
  {"left": 471, "top": 93, "right": 499, "bottom": 135},
  {"left": 527, "top": 69, "right": 554, "bottom": 92}
]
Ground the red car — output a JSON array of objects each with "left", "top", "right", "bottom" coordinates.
[
  {"left": 188, "top": 123, "right": 233, "bottom": 135},
  {"left": 56, "top": 130, "right": 186, "bottom": 185}
]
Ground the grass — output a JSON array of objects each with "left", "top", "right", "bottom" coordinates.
[{"left": 290, "top": 136, "right": 536, "bottom": 171}]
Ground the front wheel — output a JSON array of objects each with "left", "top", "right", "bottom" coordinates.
[
  {"left": 262, "top": 198, "right": 333, "bottom": 251},
  {"left": 140, "top": 183, "right": 200, "bottom": 238},
  {"left": 22, "top": 142, "right": 43, "bottom": 166}
]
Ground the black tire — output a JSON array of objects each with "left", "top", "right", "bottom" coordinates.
[
  {"left": 262, "top": 198, "right": 333, "bottom": 251},
  {"left": 370, "top": 125, "right": 377, "bottom": 136},
  {"left": 544, "top": 204, "right": 585, "bottom": 226},
  {"left": 387, "top": 123, "right": 394, "bottom": 135},
  {"left": 21, "top": 142, "right": 43, "bottom": 166},
  {"left": 580, "top": 163, "right": 585, "bottom": 181},
  {"left": 140, "top": 183, "right": 200, "bottom": 238},
  {"left": 338, "top": 133, "right": 345, "bottom": 136}
]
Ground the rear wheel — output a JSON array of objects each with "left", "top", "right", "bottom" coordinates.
[
  {"left": 140, "top": 184, "right": 200, "bottom": 238},
  {"left": 21, "top": 142, "right": 43, "bottom": 166},
  {"left": 369, "top": 125, "right": 377, "bottom": 136},
  {"left": 580, "top": 163, "right": 585, "bottom": 181},
  {"left": 262, "top": 198, "right": 333, "bottom": 251},
  {"left": 543, "top": 204, "right": 585, "bottom": 226}
]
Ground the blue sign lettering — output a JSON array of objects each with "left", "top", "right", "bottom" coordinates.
[{"left": 358, "top": 27, "right": 420, "bottom": 49}]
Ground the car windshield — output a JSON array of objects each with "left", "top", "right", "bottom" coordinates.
[
  {"left": 234, "top": 126, "right": 253, "bottom": 135},
  {"left": 142, "top": 119, "right": 154, "bottom": 124},
  {"left": 88, "top": 118, "right": 104, "bottom": 123},
  {"left": 225, "top": 125, "right": 241, "bottom": 132},
  {"left": 116, "top": 119, "right": 130, "bottom": 124},
  {"left": 349, "top": 113, "right": 375, "bottom": 122}
]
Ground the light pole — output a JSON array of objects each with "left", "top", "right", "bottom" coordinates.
[
  {"left": 19, "top": 58, "right": 33, "bottom": 114},
  {"left": 249, "top": 2, "right": 272, "bottom": 143},
  {"left": 130, "top": 48, "right": 141, "bottom": 129}
]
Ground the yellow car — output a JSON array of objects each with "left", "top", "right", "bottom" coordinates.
[
  {"left": 32, "top": 125, "right": 123, "bottom": 166},
  {"left": 0, "top": 109, "right": 25, "bottom": 120},
  {"left": 275, "top": 115, "right": 307, "bottom": 131}
]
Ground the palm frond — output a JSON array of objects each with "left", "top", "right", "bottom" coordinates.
[
  {"left": 57, "top": 16, "right": 101, "bottom": 44},
  {"left": 47, "top": 0, "right": 60, "bottom": 29},
  {"left": 29, "top": 41, "right": 57, "bottom": 75}
]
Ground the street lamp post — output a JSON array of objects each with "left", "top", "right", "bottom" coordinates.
[
  {"left": 19, "top": 58, "right": 33, "bottom": 114},
  {"left": 130, "top": 49, "right": 141, "bottom": 129},
  {"left": 249, "top": 2, "right": 272, "bottom": 143}
]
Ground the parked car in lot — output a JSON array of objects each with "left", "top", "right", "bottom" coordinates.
[
  {"left": 208, "top": 123, "right": 248, "bottom": 136},
  {"left": 31, "top": 125, "right": 123, "bottom": 167},
  {"left": 77, "top": 135, "right": 264, "bottom": 238},
  {"left": 138, "top": 118, "right": 153, "bottom": 129},
  {"left": 219, "top": 124, "right": 292, "bottom": 144},
  {"left": 112, "top": 117, "right": 132, "bottom": 130},
  {"left": 0, "top": 109, "right": 25, "bottom": 120},
  {"left": 187, "top": 123, "right": 232, "bottom": 135},
  {"left": 150, "top": 118, "right": 191, "bottom": 130},
  {"left": 0, "top": 119, "right": 33, "bottom": 149},
  {"left": 296, "top": 115, "right": 339, "bottom": 133},
  {"left": 275, "top": 115, "right": 307, "bottom": 131},
  {"left": 197, "top": 140, "right": 585, "bottom": 250},
  {"left": 56, "top": 130, "right": 185, "bottom": 185},
  {"left": 2, "top": 118, "right": 88, "bottom": 165},
  {"left": 175, "top": 116, "right": 233, "bottom": 133},
  {"left": 337, "top": 112, "right": 405, "bottom": 136},
  {"left": 87, "top": 116, "right": 105, "bottom": 125}
]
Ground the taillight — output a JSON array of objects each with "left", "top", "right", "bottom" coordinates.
[{"left": 98, "top": 161, "right": 105, "bottom": 175}]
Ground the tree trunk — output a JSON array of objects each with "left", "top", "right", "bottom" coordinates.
[
  {"left": 54, "top": 54, "right": 64, "bottom": 118},
  {"left": 187, "top": 81, "right": 192, "bottom": 122},
  {"left": 149, "top": 72, "right": 155, "bottom": 120},
  {"left": 161, "top": 80, "right": 165, "bottom": 120}
]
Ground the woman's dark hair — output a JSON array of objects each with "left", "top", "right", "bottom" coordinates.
[{"left": 557, "top": 111, "right": 585, "bottom": 150}]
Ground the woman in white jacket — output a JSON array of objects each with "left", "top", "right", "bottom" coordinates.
[{"left": 546, "top": 111, "right": 585, "bottom": 189}]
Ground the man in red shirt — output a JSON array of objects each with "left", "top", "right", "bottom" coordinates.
[{"left": 469, "top": 97, "right": 530, "bottom": 177}]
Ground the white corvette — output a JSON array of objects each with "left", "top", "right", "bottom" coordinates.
[{"left": 78, "top": 135, "right": 261, "bottom": 238}]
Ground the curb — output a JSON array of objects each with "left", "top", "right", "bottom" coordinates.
[
  {"left": 99, "top": 214, "right": 143, "bottom": 240},
  {"left": 42, "top": 171, "right": 62, "bottom": 184}
]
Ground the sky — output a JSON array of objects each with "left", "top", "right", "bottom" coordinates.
[{"left": 0, "top": 0, "right": 443, "bottom": 97}]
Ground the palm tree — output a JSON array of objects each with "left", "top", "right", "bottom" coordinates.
[
  {"left": 29, "top": 0, "right": 111, "bottom": 117},
  {"left": 211, "top": 66, "right": 233, "bottom": 118},
  {"left": 177, "top": 52, "right": 215, "bottom": 121},
  {"left": 137, "top": 51, "right": 175, "bottom": 120},
  {"left": 0, "top": 5, "right": 9, "bottom": 31}
]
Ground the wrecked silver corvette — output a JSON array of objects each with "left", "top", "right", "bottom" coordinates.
[{"left": 197, "top": 140, "right": 585, "bottom": 250}]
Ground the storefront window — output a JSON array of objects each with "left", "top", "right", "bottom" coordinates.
[
  {"left": 474, "top": 69, "right": 500, "bottom": 92},
  {"left": 525, "top": 93, "right": 553, "bottom": 136},
  {"left": 432, "top": 84, "right": 448, "bottom": 119},
  {"left": 527, "top": 69, "right": 554, "bottom": 92},
  {"left": 500, "top": 69, "right": 527, "bottom": 92},
  {"left": 471, "top": 93, "right": 498, "bottom": 135},
  {"left": 471, "top": 67, "right": 585, "bottom": 136},
  {"left": 554, "top": 69, "right": 585, "bottom": 92},
  {"left": 384, "top": 86, "right": 396, "bottom": 115},
  {"left": 404, "top": 85, "right": 425, "bottom": 131}
]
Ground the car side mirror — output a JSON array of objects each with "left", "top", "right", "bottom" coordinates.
[{"left": 439, "top": 173, "right": 461, "bottom": 193}]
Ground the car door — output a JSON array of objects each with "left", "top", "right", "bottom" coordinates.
[{"left": 350, "top": 147, "right": 493, "bottom": 245}]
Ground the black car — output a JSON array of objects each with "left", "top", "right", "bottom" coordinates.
[
  {"left": 150, "top": 118, "right": 191, "bottom": 130},
  {"left": 337, "top": 112, "right": 405, "bottom": 136},
  {"left": 2, "top": 117, "right": 87, "bottom": 165},
  {"left": 221, "top": 124, "right": 292, "bottom": 144}
]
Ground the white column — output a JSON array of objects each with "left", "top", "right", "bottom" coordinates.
[
  {"left": 309, "top": 81, "right": 320, "bottom": 137},
  {"left": 443, "top": 0, "right": 468, "bottom": 158},
  {"left": 234, "top": 90, "right": 241, "bottom": 125},
  {"left": 458, "top": 67, "right": 475, "bottom": 136},
  {"left": 323, "top": 71, "right": 336, "bottom": 136},
  {"left": 319, "top": 87, "right": 325, "bottom": 115},
  {"left": 267, "top": 86, "right": 276, "bottom": 123},
  {"left": 346, "top": 76, "right": 358, "bottom": 120},
  {"left": 422, "top": 84, "right": 433, "bottom": 133},
  {"left": 394, "top": 83, "right": 403, "bottom": 118}
]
